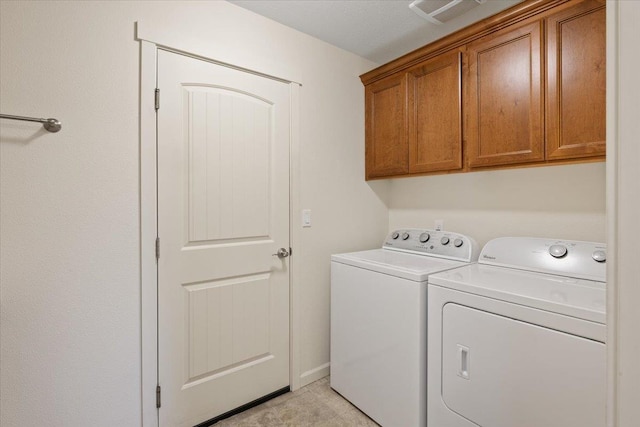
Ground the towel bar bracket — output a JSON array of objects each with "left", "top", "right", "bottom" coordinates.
[{"left": 0, "top": 113, "right": 62, "bottom": 133}]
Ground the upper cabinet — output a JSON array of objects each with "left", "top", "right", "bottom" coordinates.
[
  {"left": 466, "top": 21, "right": 544, "bottom": 168},
  {"left": 360, "top": 0, "right": 606, "bottom": 180},
  {"left": 365, "top": 73, "right": 408, "bottom": 179},
  {"left": 364, "top": 51, "right": 463, "bottom": 180},
  {"left": 546, "top": 0, "right": 606, "bottom": 160},
  {"left": 408, "top": 50, "right": 463, "bottom": 174}
]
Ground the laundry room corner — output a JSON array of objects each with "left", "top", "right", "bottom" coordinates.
[{"left": 291, "top": 44, "right": 391, "bottom": 387}]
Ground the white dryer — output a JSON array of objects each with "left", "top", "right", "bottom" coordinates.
[
  {"left": 331, "top": 229, "right": 479, "bottom": 427},
  {"left": 428, "top": 237, "right": 607, "bottom": 427}
]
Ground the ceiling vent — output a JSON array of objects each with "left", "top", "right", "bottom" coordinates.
[{"left": 409, "top": 0, "right": 486, "bottom": 25}]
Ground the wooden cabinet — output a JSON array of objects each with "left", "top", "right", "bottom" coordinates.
[
  {"left": 408, "top": 51, "right": 462, "bottom": 173},
  {"left": 365, "top": 51, "right": 462, "bottom": 179},
  {"left": 361, "top": 0, "right": 606, "bottom": 180},
  {"left": 546, "top": 0, "right": 606, "bottom": 160},
  {"left": 365, "top": 73, "right": 408, "bottom": 179},
  {"left": 365, "top": 51, "right": 463, "bottom": 179},
  {"left": 466, "top": 21, "right": 544, "bottom": 168}
]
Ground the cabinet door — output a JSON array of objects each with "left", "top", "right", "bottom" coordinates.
[
  {"left": 408, "top": 51, "right": 462, "bottom": 173},
  {"left": 466, "top": 21, "right": 544, "bottom": 168},
  {"left": 365, "top": 74, "right": 408, "bottom": 179},
  {"left": 546, "top": 0, "right": 606, "bottom": 160}
]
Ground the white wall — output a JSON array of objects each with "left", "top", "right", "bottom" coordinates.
[
  {"left": 0, "top": 1, "right": 388, "bottom": 425},
  {"left": 388, "top": 162, "right": 606, "bottom": 248}
]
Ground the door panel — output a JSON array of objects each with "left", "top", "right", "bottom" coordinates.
[
  {"left": 408, "top": 50, "right": 462, "bottom": 173},
  {"left": 546, "top": 0, "right": 606, "bottom": 160},
  {"left": 466, "top": 21, "right": 544, "bottom": 167},
  {"left": 442, "top": 303, "right": 606, "bottom": 427},
  {"left": 365, "top": 73, "right": 408, "bottom": 179},
  {"left": 184, "top": 274, "right": 271, "bottom": 382},
  {"left": 185, "top": 86, "right": 271, "bottom": 242},
  {"left": 157, "top": 50, "right": 290, "bottom": 427}
]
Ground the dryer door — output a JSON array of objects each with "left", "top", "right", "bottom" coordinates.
[{"left": 441, "top": 303, "right": 605, "bottom": 427}]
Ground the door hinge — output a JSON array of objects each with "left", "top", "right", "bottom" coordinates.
[
  {"left": 154, "top": 88, "right": 160, "bottom": 110},
  {"left": 155, "top": 237, "right": 160, "bottom": 261},
  {"left": 156, "top": 385, "right": 161, "bottom": 409}
]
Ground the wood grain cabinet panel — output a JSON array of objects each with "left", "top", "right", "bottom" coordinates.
[
  {"left": 361, "top": 0, "right": 606, "bottom": 180},
  {"left": 546, "top": 0, "right": 606, "bottom": 160},
  {"left": 365, "top": 73, "right": 408, "bottom": 179},
  {"left": 408, "top": 51, "right": 462, "bottom": 173},
  {"left": 466, "top": 21, "right": 544, "bottom": 168}
]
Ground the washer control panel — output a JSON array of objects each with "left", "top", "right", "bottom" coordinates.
[
  {"left": 383, "top": 229, "right": 479, "bottom": 262},
  {"left": 480, "top": 237, "right": 606, "bottom": 282}
]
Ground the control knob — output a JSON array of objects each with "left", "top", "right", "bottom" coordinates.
[
  {"left": 391, "top": 232, "right": 399, "bottom": 240},
  {"left": 549, "top": 244, "right": 568, "bottom": 258},
  {"left": 441, "top": 237, "right": 450, "bottom": 245},
  {"left": 592, "top": 250, "right": 606, "bottom": 263},
  {"left": 402, "top": 232, "right": 410, "bottom": 240},
  {"left": 453, "top": 238, "right": 464, "bottom": 248},
  {"left": 419, "top": 232, "right": 430, "bottom": 243}
]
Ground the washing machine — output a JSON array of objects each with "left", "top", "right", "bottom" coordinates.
[
  {"left": 427, "top": 237, "right": 607, "bottom": 427},
  {"left": 331, "top": 228, "right": 479, "bottom": 427}
]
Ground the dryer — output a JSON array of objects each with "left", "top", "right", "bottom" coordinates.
[
  {"left": 427, "top": 237, "right": 607, "bottom": 427},
  {"left": 331, "top": 229, "right": 479, "bottom": 427}
]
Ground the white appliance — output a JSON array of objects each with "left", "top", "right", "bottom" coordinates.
[
  {"left": 331, "top": 229, "right": 479, "bottom": 427},
  {"left": 428, "top": 237, "right": 607, "bottom": 427}
]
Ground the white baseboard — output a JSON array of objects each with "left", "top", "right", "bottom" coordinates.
[{"left": 299, "top": 362, "right": 330, "bottom": 388}]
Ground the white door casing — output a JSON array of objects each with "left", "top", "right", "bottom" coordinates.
[{"left": 156, "top": 49, "right": 291, "bottom": 427}]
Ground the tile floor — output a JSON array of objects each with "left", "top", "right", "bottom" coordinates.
[{"left": 215, "top": 377, "right": 379, "bottom": 426}]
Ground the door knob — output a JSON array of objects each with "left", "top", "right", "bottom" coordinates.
[{"left": 272, "top": 248, "right": 290, "bottom": 258}]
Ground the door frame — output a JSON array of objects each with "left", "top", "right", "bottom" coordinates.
[
  {"left": 606, "top": 1, "right": 640, "bottom": 425},
  {"left": 139, "top": 40, "right": 301, "bottom": 427}
]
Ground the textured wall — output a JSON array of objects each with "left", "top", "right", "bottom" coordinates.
[{"left": 0, "top": 2, "right": 143, "bottom": 425}]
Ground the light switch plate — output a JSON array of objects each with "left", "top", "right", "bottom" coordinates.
[{"left": 302, "top": 209, "right": 311, "bottom": 227}]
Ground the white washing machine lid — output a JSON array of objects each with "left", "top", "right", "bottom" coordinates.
[
  {"left": 428, "top": 263, "right": 606, "bottom": 324},
  {"left": 331, "top": 249, "right": 469, "bottom": 282}
]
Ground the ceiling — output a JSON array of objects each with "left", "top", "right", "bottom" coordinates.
[{"left": 229, "top": 0, "right": 524, "bottom": 64}]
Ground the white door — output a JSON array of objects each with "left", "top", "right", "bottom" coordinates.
[{"left": 156, "top": 49, "right": 291, "bottom": 427}]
